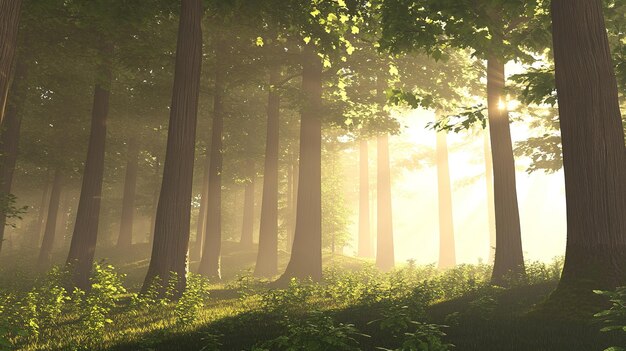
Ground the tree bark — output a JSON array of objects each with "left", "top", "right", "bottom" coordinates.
[
  {"left": 198, "top": 37, "right": 226, "bottom": 279},
  {"left": 0, "top": 0, "right": 22, "bottom": 124},
  {"left": 141, "top": 0, "right": 203, "bottom": 296},
  {"left": 0, "top": 66, "right": 24, "bottom": 254},
  {"left": 358, "top": 139, "right": 372, "bottom": 258},
  {"left": 550, "top": 0, "right": 626, "bottom": 294},
  {"left": 275, "top": 45, "right": 323, "bottom": 283},
  {"left": 37, "top": 169, "right": 63, "bottom": 268},
  {"left": 65, "top": 45, "right": 113, "bottom": 290},
  {"left": 487, "top": 57, "right": 525, "bottom": 284},
  {"left": 436, "top": 130, "right": 456, "bottom": 269},
  {"left": 55, "top": 190, "right": 70, "bottom": 249},
  {"left": 255, "top": 65, "right": 280, "bottom": 276},
  {"left": 34, "top": 174, "right": 52, "bottom": 247},
  {"left": 483, "top": 130, "right": 496, "bottom": 264},
  {"left": 286, "top": 156, "right": 294, "bottom": 252},
  {"left": 240, "top": 159, "right": 255, "bottom": 248},
  {"left": 191, "top": 150, "right": 209, "bottom": 260},
  {"left": 116, "top": 136, "right": 139, "bottom": 250},
  {"left": 376, "top": 134, "right": 394, "bottom": 271}
]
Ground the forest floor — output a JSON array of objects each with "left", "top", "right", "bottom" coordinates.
[{"left": 1, "top": 242, "right": 625, "bottom": 351}]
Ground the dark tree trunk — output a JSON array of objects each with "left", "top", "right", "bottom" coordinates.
[
  {"left": 0, "top": 75, "right": 23, "bottom": 254},
  {"left": 276, "top": 45, "right": 323, "bottom": 283},
  {"left": 487, "top": 57, "right": 525, "bottom": 284},
  {"left": 148, "top": 155, "right": 160, "bottom": 245},
  {"left": 483, "top": 130, "right": 496, "bottom": 264},
  {"left": 38, "top": 169, "right": 63, "bottom": 268},
  {"left": 436, "top": 130, "right": 455, "bottom": 269},
  {"left": 255, "top": 65, "right": 280, "bottom": 276},
  {"left": 240, "top": 159, "right": 255, "bottom": 248},
  {"left": 376, "top": 134, "right": 394, "bottom": 271},
  {"left": 0, "top": 0, "right": 22, "bottom": 124},
  {"left": 141, "top": 0, "right": 203, "bottom": 296},
  {"left": 358, "top": 139, "right": 372, "bottom": 258},
  {"left": 116, "top": 136, "right": 139, "bottom": 250},
  {"left": 198, "top": 38, "right": 226, "bottom": 279},
  {"left": 65, "top": 46, "right": 113, "bottom": 290},
  {"left": 550, "top": 0, "right": 626, "bottom": 295},
  {"left": 191, "top": 151, "right": 209, "bottom": 260}
]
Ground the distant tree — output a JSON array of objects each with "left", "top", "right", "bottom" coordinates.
[
  {"left": 116, "top": 136, "right": 139, "bottom": 250},
  {"left": 37, "top": 169, "right": 63, "bottom": 268}
]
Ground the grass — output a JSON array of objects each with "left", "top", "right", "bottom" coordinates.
[{"left": 1, "top": 243, "right": 625, "bottom": 351}]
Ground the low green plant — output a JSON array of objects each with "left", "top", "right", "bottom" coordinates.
[
  {"left": 379, "top": 322, "right": 453, "bottom": 351},
  {"left": 175, "top": 273, "right": 210, "bottom": 326},
  {"left": 595, "top": 287, "right": 626, "bottom": 351},
  {"left": 252, "top": 311, "right": 369, "bottom": 351},
  {"left": 79, "top": 263, "right": 128, "bottom": 345}
]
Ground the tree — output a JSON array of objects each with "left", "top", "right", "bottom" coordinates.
[
  {"left": 357, "top": 139, "right": 372, "bottom": 257},
  {"left": 435, "top": 128, "right": 455, "bottom": 269},
  {"left": 141, "top": 0, "right": 203, "bottom": 295},
  {"left": 276, "top": 44, "right": 324, "bottom": 282},
  {"left": 380, "top": 0, "right": 551, "bottom": 283},
  {"left": 0, "top": 61, "right": 26, "bottom": 254},
  {"left": 0, "top": 0, "right": 23, "bottom": 124},
  {"left": 255, "top": 65, "right": 281, "bottom": 276},
  {"left": 37, "top": 169, "right": 63, "bottom": 268},
  {"left": 198, "top": 36, "right": 227, "bottom": 279},
  {"left": 240, "top": 159, "right": 255, "bottom": 248},
  {"left": 549, "top": 0, "right": 626, "bottom": 302},
  {"left": 116, "top": 136, "right": 139, "bottom": 250},
  {"left": 65, "top": 43, "right": 113, "bottom": 289}
]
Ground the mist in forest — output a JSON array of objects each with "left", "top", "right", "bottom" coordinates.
[{"left": 1, "top": 0, "right": 625, "bottom": 350}]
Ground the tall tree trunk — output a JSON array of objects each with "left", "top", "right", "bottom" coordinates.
[
  {"left": 487, "top": 57, "right": 525, "bottom": 284},
  {"left": 37, "top": 170, "right": 63, "bottom": 268},
  {"left": 116, "top": 136, "right": 139, "bottom": 250},
  {"left": 65, "top": 45, "right": 113, "bottom": 290},
  {"left": 376, "top": 75, "right": 394, "bottom": 271},
  {"left": 276, "top": 45, "right": 323, "bottom": 283},
  {"left": 550, "top": 0, "right": 626, "bottom": 295},
  {"left": 141, "top": 0, "right": 202, "bottom": 296},
  {"left": 358, "top": 139, "right": 372, "bottom": 258},
  {"left": 289, "top": 155, "right": 299, "bottom": 251},
  {"left": 286, "top": 157, "right": 293, "bottom": 252},
  {"left": 436, "top": 130, "right": 456, "bottom": 269},
  {"left": 376, "top": 134, "right": 394, "bottom": 271},
  {"left": 255, "top": 65, "right": 280, "bottom": 276},
  {"left": 0, "top": 0, "right": 22, "bottom": 124},
  {"left": 198, "top": 37, "right": 226, "bottom": 279},
  {"left": 34, "top": 174, "right": 52, "bottom": 246},
  {"left": 55, "top": 190, "right": 69, "bottom": 249},
  {"left": 148, "top": 155, "right": 160, "bottom": 245},
  {"left": 483, "top": 130, "right": 496, "bottom": 264},
  {"left": 0, "top": 65, "right": 24, "bottom": 254},
  {"left": 191, "top": 150, "right": 209, "bottom": 260},
  {"left": 240, "top": 159, "right": 255, "bottom": 248}
]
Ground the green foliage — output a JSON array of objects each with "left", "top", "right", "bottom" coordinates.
[
  {"left": 378, "top": 321, "right": 453, "bottom": 351},
  {"left": 0, "top": 192, "right": 28, "bottom": 228},
  {"left": 174, "top": 273, "right": 211, "bottom": 326},
  {"left": 427, "top": 105, "right": 488, "bottom": 133},
  {"left": 260, "top": 278, "right": 315, "bottom": 314},
  {"left": 252, "top": 311, "right": 369, "bottom": 351},
  {"left": 509, "top": 67, "right": 557, "bottom": 106},
  {"left": 595, "top": 287, "right": 626, "bottom": 351},
  {"left": 78, "top": 263, "right": 128, "bottom": 344}
]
